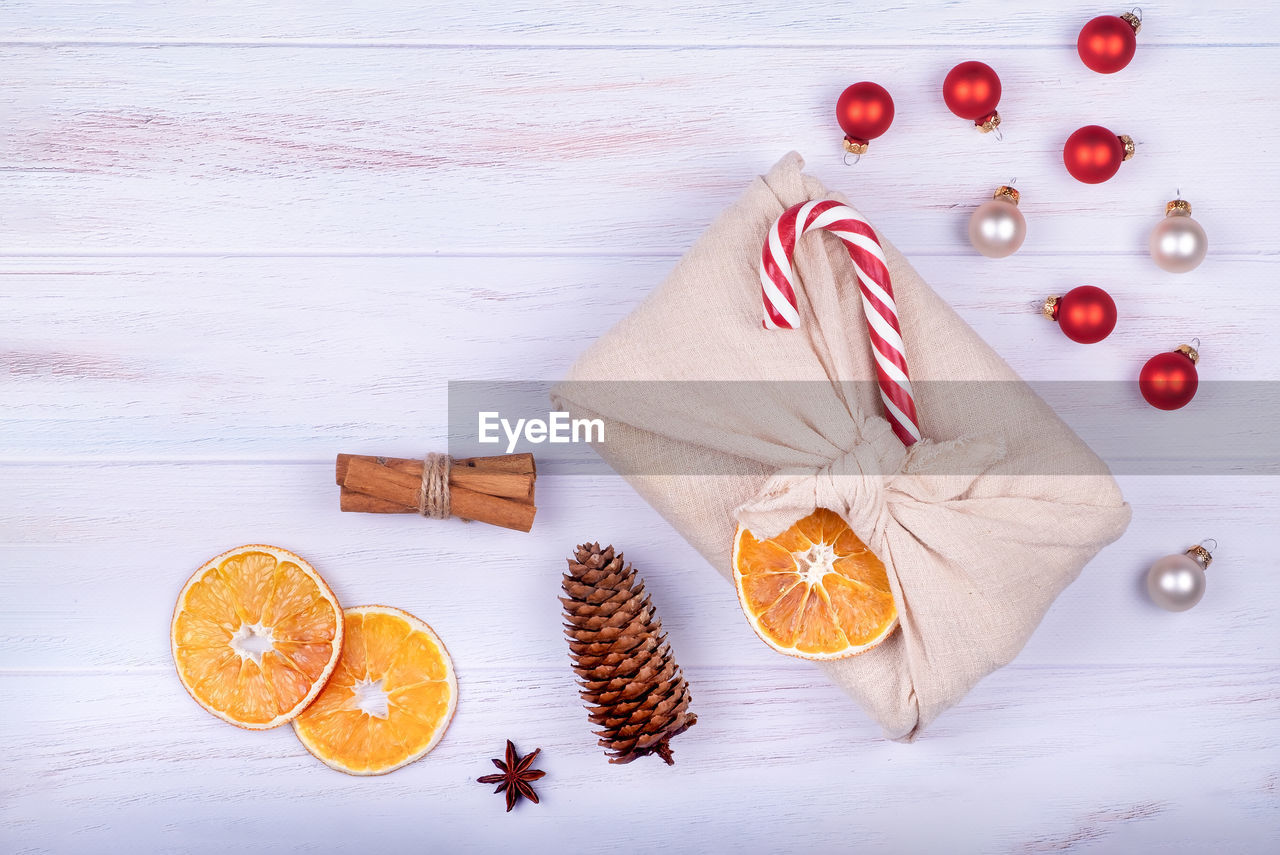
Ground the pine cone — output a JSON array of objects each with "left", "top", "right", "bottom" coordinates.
[{"left": 561, "top": 543, "right": 697, "bottom": 765}]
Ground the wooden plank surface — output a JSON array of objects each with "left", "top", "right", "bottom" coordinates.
[
  {"left": 1, "top": 467, "right": 1277, "bottom": 671},
  {"left": 3, "top": 255, "right": 1276, "bottom": 460},
  {"left": 3, "top": 1, "right": 1278, "bottom": 852},
  {"left": 3, "top": 665, "right": 1276, "bottom": 853},
  {"left": 3, "top": 45, "right": 1278, "bottom": 254},
  {"left": 2, "top": 1, "right": 1275, "bottom": 44}
]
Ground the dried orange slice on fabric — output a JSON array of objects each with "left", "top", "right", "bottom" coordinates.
[
  {"left": 171, "top": 545, "right": 344, "bottom": 729},
  {"left": 293, "top": 605, "right": 458, "bottom": 776},
  {"left": 732, "top": 508, "right": 897, "bottom": 660}
]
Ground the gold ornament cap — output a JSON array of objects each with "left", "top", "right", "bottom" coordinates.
[
  {"left": 1120, "top": 11, "right": 1142, "bottom": 35},
  {"left": 1176, "top": 343, "right": 1200, "bottom": 364},
  {"left": 993, "top": 185, "right": 1020, "bottom": 205},
  {"left": 1041, "top": 295, "right": 1060, "bottom": 320},
  {"left": 978, "top": 111, "right": 1002, "bottom": 134},
  {"left": 1185, "top": 544, "right": 1213, "bottom": 568},
  {"left": 1119, "top": 134, "right": 1136, "bottom": 161},
  {"left": 1166, "top": 198, "right": 1193, "bottom": 216},
  {"left": 842, "top": 137, "right": 869, "bottom": 155}
]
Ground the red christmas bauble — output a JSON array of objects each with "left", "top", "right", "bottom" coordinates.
[
  {"left": 1077, "top": 14, "right": 1139, "bottom": 74},
  {"left": 1063, "top": 125, "right": 1132, "bottom": 184},
  {"left": 836, "top": 82, "right": 895, "bottom": 147},
  {"left": 1140, "top": 347, "right": 1200, "bottom": 410},
  {"left": 942, "top": 61, "right": 1001, "bottom": 124},
  {"left": 1051, "top": 285, "right": 1117, "bottom": 344}
]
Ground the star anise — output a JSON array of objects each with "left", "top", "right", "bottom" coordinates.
[{"left": 477, "top": 740, "right": 545, "bottom": 811}]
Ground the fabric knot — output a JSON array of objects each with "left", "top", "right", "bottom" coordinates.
[
  {"left": 418, "top": 453, "right": 452, "bottom": 519},
  {"left": 809, "top": 439, "right": 900, "bottom": 545},
  {"left": 734, "top": 416, "right": 1007, "bottom": 556}
]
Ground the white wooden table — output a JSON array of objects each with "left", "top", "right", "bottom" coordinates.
[{"left": 3, "top": 2, "right": 1278, "bottom": 852}]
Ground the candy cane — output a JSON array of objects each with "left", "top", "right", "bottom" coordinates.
[{"left": 760, "top": 199, "right": 921, "bottom": 446}]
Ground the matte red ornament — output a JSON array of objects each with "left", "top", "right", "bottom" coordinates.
[
  {"left": 1077, "top": 13, "right": 1141, "bottom": 74},
  {"left": 1140, "top": 345, "right": 1200, "bottom": 411},
  {"left": 942, "top": 61, "right": 1002, "bottom": 132},
  {"left": 836, "top": 82, "right": 895, "bottom": 156},
  {"left": 1043, "top": 285, "right": 1117, "bottom": 344},
  {"left": 1063, "top": 125, "right": 1134, "bottom": 184}
]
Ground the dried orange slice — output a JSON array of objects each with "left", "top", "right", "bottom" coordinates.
[
  {"left": 293, "top": 605, "right": 457, "bottom": 776},
  {"left": 732, "top": 508, "right": 897, "bottom": 660},
  {"left": 171, "top": 545, "right": 344, "bottom": 729}
]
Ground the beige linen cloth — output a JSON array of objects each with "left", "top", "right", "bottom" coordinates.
[{"left": 552, "top": 152, "right": 1130, "bottom": 740}]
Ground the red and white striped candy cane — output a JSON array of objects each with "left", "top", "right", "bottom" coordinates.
[{"left": 760, "top": 199, "right": 921, "bottom": 446}]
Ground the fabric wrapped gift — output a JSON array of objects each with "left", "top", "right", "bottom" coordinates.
[{"left": 552, "top": 152, "right": 1131, "bottom": 740}]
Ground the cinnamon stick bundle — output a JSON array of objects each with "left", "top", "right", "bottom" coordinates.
[{"left": 336, "top": 453, "right": 536, "bottom": 532}]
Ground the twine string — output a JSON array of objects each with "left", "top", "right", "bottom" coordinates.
[{"left": 419, "top": 453, "right": 452, "bottom": 519}]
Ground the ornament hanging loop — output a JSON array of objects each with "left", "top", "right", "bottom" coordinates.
[
  {"left": 842, "top": 137, "right": 869, "bottom": 167},
  {"left": 1191, "top": 337, "right": 1201, "bottom": 350},
  {"left": 1201, "top": 538, "right": 1218, "bottom": 552}
]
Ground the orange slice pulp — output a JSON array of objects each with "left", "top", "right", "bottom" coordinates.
[
  {"left": 292, "top": 605, "right": 457, "bottom": 776},
  {"left": 171, "top": 545, "right": 344, "bottom": 729},
  {"left": 732, "top": 508, "right": 897, "bottom": 660}
]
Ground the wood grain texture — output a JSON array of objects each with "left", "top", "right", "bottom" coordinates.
[
  {"left": 3, "top": 1, "right": 1279, "bottom": 852},
  {"left": 2, "top": 0, "right": 1275, "bottom": 44},
  {"left": 3, "top": 44, "right": 1279, "bottom": 254},
  {"left": 2, "top": 665, "right": 1277, "bottom": 853},
  {"left": 3, "top": 255, "right": 1277, "bottom": 461},
  {"left": 1, "top": 466, "right": 1277, "bottom": 673}
]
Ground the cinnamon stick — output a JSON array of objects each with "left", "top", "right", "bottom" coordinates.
[
  {"left": 449, "top": 468, "right": 533, "bottom": 502},
  {"left": 336, "top": 453, "right": 535, "bottom": 503},
  {"left": 335, "top": 454, "right": 421, "bottom": 485},
  {"left": 453, "top": 453, "right": 535, "bottom": 503},
  {"left": 336, "top": 452, "right": 537, "bottom": 531},
  {"left": 458, "top": 453, "right": 536, "bottom": 476},
  {"left": 449, "top": 485, "right": 536, "bottom": 533},
  {"left": 339, "top": 488, "right": 414, "bottom": 514},
  {"left": 342, "top": 458, "right": 421, "bottom": 509}
]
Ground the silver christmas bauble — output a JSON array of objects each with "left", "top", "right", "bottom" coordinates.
[
  {"left": 968, "top": 186, "right": 1026, "bottom": 258},
  {"left": 1146, "top": 544, "right": 1213, "bottom": 611},
  {"left": 1149, "top": 199, "right": 1207, "bottom": 273}
]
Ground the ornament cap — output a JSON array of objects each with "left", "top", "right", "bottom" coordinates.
[
  {"left": 1165, "top": 198, "right": 1193, "bottom": 216},
  {"left": 977, "top": 111, "right": 1002, "bottom": 133},
  {"left": 1185, "top": 544, "right": 1213, "bottom": 569},
  {"left": 1176, "top": 343, "right": 1200, "bottom": 364},
  {"left": 993, "top": 185, "right": 1020, "bottom": 205},
  {"left": 1119, "top": 134, "right": 1136, "bottom": 161},
  {"left": 842, "top": 137, "right": 869, "bottom": 155},
  {"left": 1120, "top": 11, "right": 1142, "bottom": 36},
  {"left": 1042, "top": 295, "right": 1060, "bottom": 320}
]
